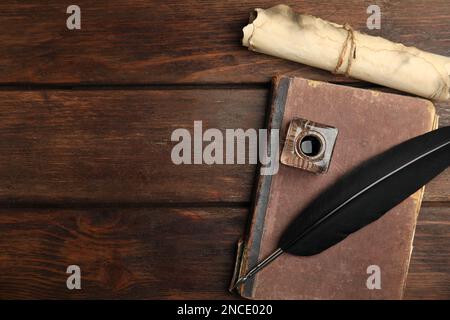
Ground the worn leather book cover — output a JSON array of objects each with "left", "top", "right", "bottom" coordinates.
[{"left": 231, "top": 76, "right": 438, "bottom": 299}]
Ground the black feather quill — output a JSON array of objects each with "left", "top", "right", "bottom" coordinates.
[{"left": 233, "top": 126, "right": 450, "bottom": 289}]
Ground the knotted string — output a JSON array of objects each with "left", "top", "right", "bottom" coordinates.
[{"left": 334, "top": 23, "right": 356, "bottom": 77}]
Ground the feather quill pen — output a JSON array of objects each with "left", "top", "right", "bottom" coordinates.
[{"left": 233, "top": 126, "right": 450, "bottom": 289}]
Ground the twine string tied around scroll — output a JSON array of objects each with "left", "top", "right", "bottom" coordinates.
[{"left": 334, "top": 23, "right": 356, "bottom": 77}]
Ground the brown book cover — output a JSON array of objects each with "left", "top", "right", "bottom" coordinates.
[{"left": 231, "top": 76, "right": 438, "bottom": 300}]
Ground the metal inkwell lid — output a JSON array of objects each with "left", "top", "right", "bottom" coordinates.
[{"left": 280, "top": 118, "right": 338, "bottom": 174}]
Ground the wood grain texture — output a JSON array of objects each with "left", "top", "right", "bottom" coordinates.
[
  {"left": 0, "top": 206, "right": 447, "bottom": 299},
  {"left": 0, "top": 207, "right": 247, "bottom": 299},
  {"left": 0, "top": 0, "right": 449, "bottom": 84},
  {"left": 0, "top": 89, "right": 266, "bottom": 204},
  {"left": 405, "top": 206, "right": 450, "bottom": 299},
  {"left": 0, "top": 0, "right": 449, "bottom": 300},
  {"left": 0, "top": 89, "right": 448, "bottom": 205}
]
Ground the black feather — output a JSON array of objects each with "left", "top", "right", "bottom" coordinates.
[
  {"left": 279, "top": 126, "right": 450, "bottom": 256},
  {"left": 233, "top": 126, "right": 450, "bottom": 289}
]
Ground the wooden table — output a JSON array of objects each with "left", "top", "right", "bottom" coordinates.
[{"left": 0, "top": 0, "right": 448, "bottom": 299}]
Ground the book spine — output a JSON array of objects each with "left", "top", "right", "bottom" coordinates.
[{"left": 232, "top": 76, "right": 291, "bottom": 298}]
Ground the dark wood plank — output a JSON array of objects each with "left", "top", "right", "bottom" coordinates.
[
  {"left": 0, "top": 89, "right": 448, "bottom": 204},
  {"left": 0, "top": 206, "right": 447, "bottom": 299},
  {"left": 0, "top": 207, "right": 246, "bottom": 299},
  {"left": 0, "top": 89, "right": 267, "bottom": 204},
  {"left": 0, "top": 0, "right": 449, "bottom": 84},
  {"left": 405, "top": 206, "right": 450, "bottom": 299}
]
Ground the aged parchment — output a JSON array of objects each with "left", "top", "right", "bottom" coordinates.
[{"left": 243, "top": 5, "right": 450, "bottom": 101}]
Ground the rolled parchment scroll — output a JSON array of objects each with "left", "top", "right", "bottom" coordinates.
[{"left": 242, "top": 4, "right": 450, "bottom": 101}]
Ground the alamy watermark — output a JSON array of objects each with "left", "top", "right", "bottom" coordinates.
[
  {"left": 66, "top": 5, "right": 81, "bottom": 30},
  {"left": 366, "top": 4, "right": 381, "bottom": 30},
  {"left": 366, "top": 265, "right": 382, "bottom": 290},
  {"left": 66, "top": 265, "right": 81, "bottom": 290},
  {"left": 171, "top": 121, "right": 280, "bottom": 175}
]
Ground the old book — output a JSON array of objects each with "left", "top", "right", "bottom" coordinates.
[{"left": 231, "top": 76, "right": 438, "bottom": 299}]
